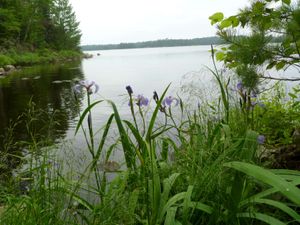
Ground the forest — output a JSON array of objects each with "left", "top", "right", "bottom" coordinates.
[
  {"left": 0, "top": 0, "right": 81, "bottom": 67},
  {"left": 81, "top": 37, "right": 225, "bottom": 51}
]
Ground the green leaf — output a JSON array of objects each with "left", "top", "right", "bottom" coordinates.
[
  {"left": 288, "top": 93, "right": 297, "bottom": 99},
  {"left": 254, "top": 199, "right": 300, "bottom": 221},
  {"left": 182, "top": 185, "right": 193, "bottom": 223},
  {"left": 108, "top": 100, "right": 135, "bottom": 170},
  {"left": 216, "top": 51, "right": 225, "bottom": 61},
  {"left": 276, "top": 61, "right": 286, "bottom": 70},
  {"left": 160, "top": 192, "right": 186, "bottom": 221},
  {"left": 146, "top": 84, "right": 171, "bottom": 142},
  {"left": 128, "top": 189, "right": 139, "bottom": 216},
  {"left": 240, "top": 178, "right": 300, "bottom": 207},
  {"left": 229, "top": 16, "right": 239, "bottom": 27},
  {"left": 209, "top": 12, "right": 224, "bottom": 25},
  {"left": 89, "top": 113, "right": 115, "bottom": 170},
  {"left": 266, "top": 61, "right": 276, "bottom": 69},
  {"left": 220, "top": 19, "right": 232, "bottom": 29},
  {"left": 164, "top": 207, "right": 177, "bottom": 225},
  {"left": 188, "top": 202, "right": 213, "bottom": 214},
  {"left": 75, "top": 100, "right": 103, "bottom": 135},
  {"left": 282, "top": 0, "right": 291, "bottom": 5},
  {"left": 237, "top": 212, "right": 286, "bottom": 225},
  {"left": 224, "top": 162, "right": 300, "bottom": 206}
]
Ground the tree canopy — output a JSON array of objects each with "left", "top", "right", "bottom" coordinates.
[{"left": 0, "top": 0, "right": 81, "bottom": 51}]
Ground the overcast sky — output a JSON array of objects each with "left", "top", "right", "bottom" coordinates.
[{"left": 69, "top": 0, "right": 250, "bottom": 45}]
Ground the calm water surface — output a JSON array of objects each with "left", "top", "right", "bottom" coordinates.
[
  {"left": 1, "top": 45, "right": 298, "bottom": 157},
  {"left": 0, "top": 46, "right": 214, "bottom": 152}
]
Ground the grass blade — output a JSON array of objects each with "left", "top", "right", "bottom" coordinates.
[
  {"left": 164, "top": 207, "right": 177, "bottom": 225},
  {"left": 225, "top": 161, "right": 300, "bottom": 205},
  {"left": 146, "top": 84, "right": 171, "bottom": 142},
  {"left": 237, "top": 212, "right": 286, "bottom": 225},
  {"left": 75, "top": 100, "right": 103, "bottom": 135},
  {"left": 253, "top": 199, "right": 300, "bottom": 221},
  {"left": 108, "top": 100, "right": 135, "bottom": 170}
]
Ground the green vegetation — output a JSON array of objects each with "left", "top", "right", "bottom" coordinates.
[
  {"left": 1, "top": 68, "right": 300, "bottom": 224},
  {"left": 0, "top": 0, "right": 81, "bottom": 67},
  {"left": 81, "top": 36, "right": 225, "bottom": 51},
  {"left": 209, "top": 0, "right": 300, "bottom": 83},
  {"left": 1, "top": 0, "right": 300, "bottom": 224}
]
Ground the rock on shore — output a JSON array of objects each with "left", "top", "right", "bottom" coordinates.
[{"left": 0, "top": 65, "right": 17, "bottom": 76}]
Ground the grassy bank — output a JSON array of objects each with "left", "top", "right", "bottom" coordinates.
[
  {"left": 0, "top": 68, "right": 300, "bottom": 224},
  {"left": 0, "top": 49, "right": 83, "bottom": 68}
]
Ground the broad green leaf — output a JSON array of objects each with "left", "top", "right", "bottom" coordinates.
[
  {"left": 276, "top": 61, "right": 286, "bottom": 70},
  {"left": 224, "top": 161, "right": 300, "bottom": 206},
  {"left": 160, "top": 173, "right": 181, "bottom": 216},
  {"left": 160, "top": 192, "right": 186, "bottom": 221},
  {"left": 237, "top": 212, "right": 286, "bottom": 225},
  {"left": 288, "top": 93, "right": 297, "bottom": 99},
  {"left": 220, "top": 19, "right": 232, "bottom": 29},
  {"left": 209, "top": 12, "right": 224, "bottom": 25},
  {"left": 240, "top": 178, "right": 300, "bottom": 207},
  {"left": 254, "top": 199, "right": 300, "bottom": 221},
  {"left": 164, "top": 207, "right": 177, "bottom": 225},
  {"left": 182, "top": 185, "right": 193, "bottom": 223},
  {"left": 229, "top": 16, "right": 239, "bottom": 27},
  {"left": 282, "top": 0, "right": 291, "bottom": 5},
  {"left": 266, "top": 61, "right": 276, "bottom": 69},
  {"left": 188, "top": 202, "right": 213, "bottom": 214}
]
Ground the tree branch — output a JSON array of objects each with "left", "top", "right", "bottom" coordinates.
[{"left": 261, "top": 76, "right": 300, "bottom": 81}]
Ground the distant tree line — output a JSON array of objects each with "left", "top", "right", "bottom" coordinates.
[
  {"left": 81, "top": 37, "right": 226, "bottom": 51},
  {"left": 0, "top": 0, "right": 81, "bottom": 52}
]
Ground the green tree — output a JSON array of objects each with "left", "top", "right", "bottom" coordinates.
[
  {"left": 209, "top": 0, "right": 300, "bottom": 89},
  {"left": 49, "top": 0, "right": 81, "bottom": 50},
  {"left": 0, "top": 0, "right": 81, "bottom": 51}
]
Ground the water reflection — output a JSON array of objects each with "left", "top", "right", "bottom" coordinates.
[{"left": 0, "top": 62, "right": 85, "bottom": 154}]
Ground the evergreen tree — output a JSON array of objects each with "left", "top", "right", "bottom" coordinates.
[{"left": 50, "top": 0, "right": 81, "bottom": 50}]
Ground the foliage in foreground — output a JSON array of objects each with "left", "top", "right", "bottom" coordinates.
[{"left": 1, "top": 70, "right": 300, "bottom": 225}]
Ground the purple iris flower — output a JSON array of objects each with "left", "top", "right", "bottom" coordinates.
[
  {"left": 129, "top": 94, "right": 149, "bottom": 107},
  {"left": 137, "top": 94, "right": 149, "bottom": 106},
  {"left": 74, "top": 80, "right": 99, "bottom": 94},
  {"left": 163, "top": 96, "right": 179, "bottom": 107},
  {"left": 251, "top": 101, "right": 258, "bottom": 107},
  {"left": 237, "top": 82, "right": 243, "bottom": 91},
  {"left": 257, "top": 135, "right": 266, "bottom": 145}
]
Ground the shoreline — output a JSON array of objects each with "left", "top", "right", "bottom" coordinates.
[{"left": 0, "top": 51, "right": 92, "bottom": 76}]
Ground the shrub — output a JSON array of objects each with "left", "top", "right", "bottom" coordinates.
[{"left": 0, "top": 54, "right": 15, "bottom": 67}]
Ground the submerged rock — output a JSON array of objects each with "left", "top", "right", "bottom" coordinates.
[
  {"left": 0, "top": 67, "right": 5, "bottom": 75},
  {"left": 83, "top": 53, "right": 93, "bottom": 59},
  {"left": 4, "top": 65, "right": 15, "bottom": 72},
  {"left": 98, "top": 160, "right": 121, "bottom": 172},
  {"left": 52, "top": 80, "right": 63, "bottom": 84}
]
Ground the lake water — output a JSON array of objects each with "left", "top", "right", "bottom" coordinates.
[
  {"left": 0, "top": 45, "right": 298, "bottom": 167},
  {"left": 0, "top": 46, "right": 215, "bottom": 150}
]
